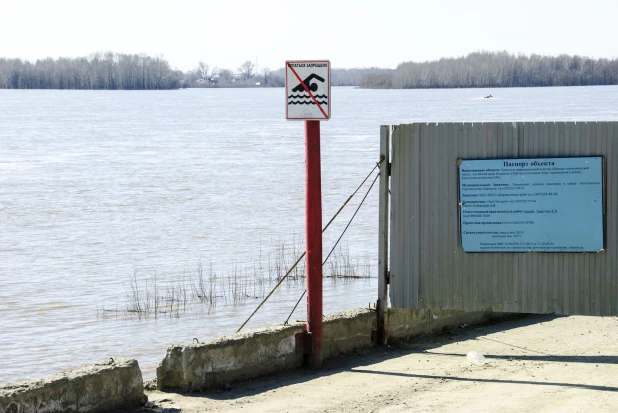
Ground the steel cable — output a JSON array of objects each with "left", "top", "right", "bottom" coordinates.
[
  {"left": 283, "top": 171, "right": 380, "bottom": 325},
  {"left": 236, "top": 156, "right": 384, "bottom": 333}
]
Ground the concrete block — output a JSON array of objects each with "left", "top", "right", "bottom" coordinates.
[
  {"left": 387, "top": 308, "right": 508, "bottom": 340},
  {"left": 157, "top": 323, "right": 305, "bottom": 391},
  {"left": 323, "top": 308, "right": 375, "bottom": 358},
  {"left": 0, "top": 358, "right": 146, "bottom": 413}
]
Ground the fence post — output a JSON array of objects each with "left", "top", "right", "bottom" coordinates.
[{"left": 377, "top": 125, "right": 390, "bottom": 344}]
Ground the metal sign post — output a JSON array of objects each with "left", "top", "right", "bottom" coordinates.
[
  {"left": 286, "top": 60, "right": 330, "bottom": 367},
  {"left": 304, "top": 119, "right": 322, "bottom": 367}
]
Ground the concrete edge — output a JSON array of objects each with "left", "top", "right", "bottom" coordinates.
[
  {"left": 155, "top": 307, "right": 512, "bottom": 391},
  {"left": 0, "top": 307, "right": 517, "bottom": 409},
  {"left": 0, "top": 358, "right": 147, "bottom": 413}
]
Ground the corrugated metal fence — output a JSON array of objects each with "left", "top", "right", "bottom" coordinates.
[{"left": 388, "top": 122, "right": 618, "bottom": 316}]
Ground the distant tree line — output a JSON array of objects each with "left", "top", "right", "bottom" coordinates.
[
  {"left": 0, "top": 54, "right": 285, "bottom": 90},
  {"left": 0, "top": 52, "right": 403, "bottom": 90},
  {"left": 361, "top": 51, "right": 618, "bottom": 89},
  {"left": 0, "top": 53, "right": 187, "bottom": 90},
  {"left": 192, "top": 61, "right": 285, "bottom": 88},
  {"left": 331, "top": 68, "right": 392, "bottom": 86}
]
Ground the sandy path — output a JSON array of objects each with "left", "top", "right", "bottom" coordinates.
[{"left": 141, "top": 314, "right": 618, "bottom": 412}]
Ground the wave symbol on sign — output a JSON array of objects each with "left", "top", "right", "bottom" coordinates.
[
  {"left": 288, "top": 73, "right": 328, "bottom": 106},
  {"left": 288, "top": 94, "right": 328, "bottom": 105}
]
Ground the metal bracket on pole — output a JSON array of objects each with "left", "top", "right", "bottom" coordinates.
[{"left": 295, "top": 331, "right": 314, "bottom": 355}]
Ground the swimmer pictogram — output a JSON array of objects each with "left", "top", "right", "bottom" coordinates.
[{"left": 292, "top": 74, "right": 325, "bottom": 92}]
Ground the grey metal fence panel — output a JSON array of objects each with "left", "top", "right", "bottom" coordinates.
[{"left": 389, "top": 122, "right": 618, "bottom": 316}]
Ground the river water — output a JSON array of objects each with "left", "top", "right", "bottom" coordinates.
[{"left": 1, "top": 85, "right": 618, "bottom": 383}]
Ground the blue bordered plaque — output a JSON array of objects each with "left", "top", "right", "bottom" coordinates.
[{"left": 459, "top": 157, "right": 603, "bottom": 252}]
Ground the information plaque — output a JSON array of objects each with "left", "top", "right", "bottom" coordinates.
[{"left": 459, "top": 157, "right": 603, "bottom": 252}]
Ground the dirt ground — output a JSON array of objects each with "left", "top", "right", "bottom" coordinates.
[{"left": 139, "top": 314, "right": 618, "bottom": 412}]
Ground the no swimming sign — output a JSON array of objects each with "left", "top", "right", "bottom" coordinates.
[{"left": 285, "top": 60, "right": 331, "bottom": 120}]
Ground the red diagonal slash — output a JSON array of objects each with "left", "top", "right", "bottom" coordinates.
[{"left": 287, "top": 63, "right": 328, "bottom": 119}]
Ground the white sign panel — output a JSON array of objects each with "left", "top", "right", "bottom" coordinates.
[{"left": 285, "top": 60, "right": 330, "bottom": 120}]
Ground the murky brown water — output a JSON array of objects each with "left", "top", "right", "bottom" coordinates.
[{"left": 2, "top": 86, "right": 618, "bottom": 383}]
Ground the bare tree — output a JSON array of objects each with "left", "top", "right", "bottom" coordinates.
[
  {"left": 261, "top": 67, "right": 272, "bottom": 85},
  {"left": 218, "top": 68, "right": 234, "bottom": 84},
  {"left": 197, "top": 61, "right": 209, "bottom": 80},
  {"left": 238, "top": 60, "right": 255, "bottom": 80}
]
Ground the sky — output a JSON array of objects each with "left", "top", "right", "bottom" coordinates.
[{"left": 1, "top": 0, "right": 617, "bottom": 73}]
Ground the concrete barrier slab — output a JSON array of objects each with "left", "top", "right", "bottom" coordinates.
[
  {"left": 155, "top": 307, "right": 507, "bottom": 391},
  {"left": 0, "top": 358, "right": 147, "bottom": 413}
]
